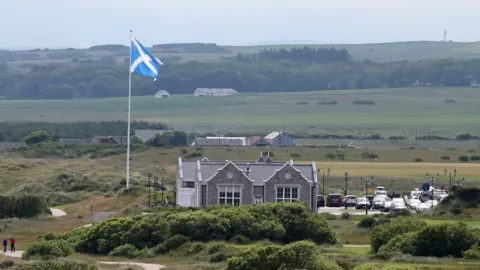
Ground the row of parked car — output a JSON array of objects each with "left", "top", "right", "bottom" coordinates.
[
  {"left": 406, "top": 188, "right": 447, "bottom": 213},
  {"left": 317, "top": 186, "right": 408, "bottom": 212}
]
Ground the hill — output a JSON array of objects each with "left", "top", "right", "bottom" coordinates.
[{"left": 3, "top": 41, "right": 480, "bottom": 67}]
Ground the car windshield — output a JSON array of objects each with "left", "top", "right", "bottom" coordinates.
[
  {"left": 346, "top": 196, "right": 356, "bottom": 199},
  {"left": 329, "top": 195, "right": 341, "bottom": 199}
]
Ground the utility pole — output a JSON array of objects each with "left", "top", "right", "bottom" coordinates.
[
  {"left": 361, "top": 176, "right": 374, "bottom": 215},
  {"left": 322, "top": 172, "right": 325, "bottom": 202},
  {"left": 415, "top": 129, "right": 418, "bottom": 149},
  {"left": 344, "top": 172, "right": 349, "bottom": 210}
]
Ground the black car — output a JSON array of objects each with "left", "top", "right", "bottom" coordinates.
[{"left": 317, "top": 195, "right": 325, "bottom": 207}]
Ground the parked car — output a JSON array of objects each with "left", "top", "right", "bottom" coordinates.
[
  {"left": 317, "top": 195, "right": 325, "bottom": 207},
  {"left": 342, "top": 195, "right": 357, "bottom": 207},
  {"left": 416, "top": 202, "right": 431, "bottom": 213},
  {"left": 372, "top": 196, "right": 386, "bottom": 209},
  {"left": 355, "top": 197, "right": 371, "bottom": 209},
  {"left": 407, "top": 198, "right": 421, "bottom": 209},
  {"left": 326, "top": 194, "right": 342, "bottom": 207},
  {"left": 380, "top": 197, "right": 393, "bottom": 212},
  {"left": 420, "top": 192, "right": 432, "bottom": 202},
  {"left": 424, "top": 200, "right": 438, "bottom": 208},
  {"left": 391, "top": 199, "right": 408, "bottom": 212}
]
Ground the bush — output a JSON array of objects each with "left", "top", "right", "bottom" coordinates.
[
  {"left": 0, "top": 260, "right": 14, "bottom": 269},
  {"left": 296, "top": 101, "right": 309, "bottom": 105},
  {"left": 317, "top": 101, "right": 338, "bottom": 105},
  {"left": 341, "top": 213, "right": 351, "bottom": 220},
  {"left": 210, "top": 252, "right": 231, "bottom": 262},
  {"left": 0, "top": 195, "right": 48, "bottom": 219},
  {"left": 230, "top": 235, "right": 251, "bottom": 245},
  {"left": 208, "top": 243, "right": 226, "bottom": 254},
  {"left": 108, "top": 244, "right": 139, "bottom": 258},
  {"left": 71, "top": 203, "right": 336, "bottom": 255},
  {"left": 18, "top": 260, "right": 97, "bottom": 270},
  {"left": 440, "top": 155, "right": 450, "bottom": 160},
  {"left": 227, "top": 241, "right": 341, "bottom": 270},
  {"left": 318, "top": 213, "right": 337, "bottom": 220},
  {"left": 289, "top": 153, "right": 301, "bottom": 158},
  {"left": 444, "top": 99, "right": 455, "bottom": 103},
  {"left": 380, "top": 223, "right": 476, "bottom": 258},
  {"left": 458, "top": 155, "right": 469, "bottom": 162},
  {"left": 357, "top": 216, "right": 376, "bottom": 229},
  {"left": 413, "top": 158, "right": 422, "bottom": 162},
  {"left": 463, "top": 245, "right": 480, "bottom": 259},
  {"left": 163, "top": 235, "right": 189, "bottom": 250},
  {"left": 22, "top": 240, "right": 73, "bottom": 260},
  {"left": 370, "top": 218, "right": 427, "bottom": 253},
  {"left": 353, "top": 100, "right": 375, "bottom": 105},
  {"left": 470, "top": 155, "right": 480, "bottom": 161},
  {"left": 361, "top": 152, "right": 379, "bottom": 159},
  {"left": 354, "top": 264, "right": 379, "bottom": 270}
]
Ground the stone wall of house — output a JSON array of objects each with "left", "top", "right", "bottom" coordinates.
[
  {"left": 205, "top": 163, "right": 254, "bottom": 206},
  {"left": 264, "top": 164, "right": 312, "bottom": 205}
]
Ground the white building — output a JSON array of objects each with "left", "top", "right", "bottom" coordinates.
[
  {"left": 155, "top": 90, "right": 170, "bottom": 98},
  {"left": 264, "top": 131, "right": 295, "bottom": 146},
  {"left": 193, "top": 88, "right": 238, "bottom": 97},
  {"left": 193, "top": 137, "right": 247, "bottom": 146}
]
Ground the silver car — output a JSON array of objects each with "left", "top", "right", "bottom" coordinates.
[
  {"left": 391, "top": 200, "right": 408, "bottom": 212},
  {"left": 372, "top": 196, "right": 387, "bottom": 209}
]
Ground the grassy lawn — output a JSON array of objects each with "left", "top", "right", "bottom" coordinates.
[{"left": 1, "top": 87, "right": 480, "bottom": 136}]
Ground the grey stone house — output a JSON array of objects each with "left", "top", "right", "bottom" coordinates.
[{"left": 176, "top": 155, "right": 317, "bottom": 211}]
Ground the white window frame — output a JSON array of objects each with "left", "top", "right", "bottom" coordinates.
[
  {"left": 275, "top": 185, "right": 300, "bottom": 202},
  {"left": 218, "top": 185, "right": 242, "bottom": 206}
]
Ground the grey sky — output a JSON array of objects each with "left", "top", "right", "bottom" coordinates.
[{"left": 1, "top": 0, "right": 479, "bottom": 48}]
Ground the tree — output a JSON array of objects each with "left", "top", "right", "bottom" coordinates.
[{"left": 22, "top": 130, "right": 52, "bottom": 145}]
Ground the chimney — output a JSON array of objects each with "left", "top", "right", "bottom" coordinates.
[{"left": 246, "top": 163, "right": 250, "bottom": 175}]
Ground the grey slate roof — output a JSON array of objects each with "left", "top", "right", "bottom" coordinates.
[{"left": 180, "top": 160, "right": 315, "bottom": 185}]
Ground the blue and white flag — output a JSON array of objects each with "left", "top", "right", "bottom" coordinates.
[{"left": 130, "top": 38, "right": 163, "bottom": 80}]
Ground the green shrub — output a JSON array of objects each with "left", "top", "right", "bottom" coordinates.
[
  {"left": 108, "top": 244, "right": 139, "bottom": 258},
  {"left": 413, "top": 158, "right": 422, "bottom": 162},
  {"left": 210, "top": 252, "right": 231, "bottom": 262},
  {"left": 470, "top": 155, "right": 480, "bottom": 161},
  {"left": 163, "top": 235, "right": 189, "bottom": 250},
  {"left": 0, "top": 194, "right": 48, "bottom": 219},
  {"left": 361, "top": 152, "right": 379, "bottom": 159},
  {"left": 19, "top": 260, "right": 97, "bottom": 270},
  {"left": 154, "top": 244, "right": 167, "bottom": 254},
  {"left": 208, "top": 243, "right": 226, "bottom": 254},
  {"left": 357, "top": 216, "right": 376, "bottom": 229},
  {"left": 370, "top": 218, "right": 427, "bottom": 253},
  {"left": 463, "top": 245, "right": 480, "bottom": 259},
  {"left": 440, "top": 156, "right": 450, "bottom": 160},
  {"left": 354, "top": 263, "right": 379, "bottom": 270},
  {"left": 226, "top": 241, "right": 341, "bottom": 270},
  {"left": 341, "top": 212, "right": 351, "bottom": 220},
  {"left": 353, "top": 100, "right": 375, "bottom": 105},
  {"left": 458, "top": 155, "right": 469, "bottom": 162},
  {"left": 22, "top": 240, "right": 73, "bottom": 260},
  {"left": 0, "top": 260, "right": 14, "bottom": 269},
  {"left": 378, "top": 231, "right": 417, "bottom": 255},
  {"left": 318, "top": 213, "right": 337, "bottom": 220},
  {"left": 230, "top": 235, "right": 251, "bottom": 245},
  {"left": 181, "top": 242, "right": 204, "bottom": 255}
]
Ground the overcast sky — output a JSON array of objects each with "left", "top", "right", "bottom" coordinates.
[{"left": 1, "top": 0, "right": 479, "bottom": 48}]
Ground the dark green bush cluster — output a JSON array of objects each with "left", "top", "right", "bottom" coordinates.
[
  {"left": 357, "top": 216, "right": 377, "bottom": 229},
  {"left": 70, "top": 203, "right": 335, "bottom": 256},
  {"left": 463, "top": 244, "right": 480, "bottom": 259},
  {"left": 353, "top": 100, "right": 375, "bottom": 105},
  {"left": 22, "top": 240, "right": 74, "bottom": 260},
  {"left": 0, "top": 195, "right": 49, "bottom": 218},
  {"left": 19, "top": 260, "right": 97, "bottom": 270},
  {"left": 373, "top": 219, "right": 478, "bottom": 258},
  {"left": 0, "top": 260, "right": 14, "bottom": 269},
  {"left": 227, "top": 241, "right": 341, "bottom": 270}
]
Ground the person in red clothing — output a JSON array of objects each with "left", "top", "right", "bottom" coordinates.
[{"left": 9, "top": 238, "right": 15, "bottom": 252}]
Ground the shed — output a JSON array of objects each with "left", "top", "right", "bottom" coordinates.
[{"left": 155, "top": 90, "right": 170, "bottom": 98}]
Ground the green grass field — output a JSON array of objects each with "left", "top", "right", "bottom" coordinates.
[{"left": 2, "top": 87, "right": 480, "bottom": 136}]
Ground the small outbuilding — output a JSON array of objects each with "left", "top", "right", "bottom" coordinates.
[{"left": 155, "top": 90, "right": 170, "bottom": 98}]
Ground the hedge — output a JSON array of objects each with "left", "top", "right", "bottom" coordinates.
[
  {"left": 69, "top": 203, "right": 336, "bottom": 255},
  {"left": 0, "top": 195, "right": 49, "bottom": 218}
]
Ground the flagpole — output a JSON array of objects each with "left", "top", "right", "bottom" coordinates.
[{"left": 126, "top": 30, "right": 133, "bottom": 190}]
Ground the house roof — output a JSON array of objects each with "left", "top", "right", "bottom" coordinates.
[
  {"left": 250, "top": 136, "right": 261, "bottom": 145},
  {"left": 134, "top": 129, "right": 167, "bottom": 142},
  {"left": 179, "top": 159, "right": 315, "bottom": 186},
  {"left": 265, "top": 131, "right": 282, "bottom": 140}
]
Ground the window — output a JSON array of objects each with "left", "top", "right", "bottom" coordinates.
[
  {"left": 218, "top": 185, "right": 241, "bottom": 206},
  {"left": 276, "top": 186, "right": 299, "bottom": 202}
]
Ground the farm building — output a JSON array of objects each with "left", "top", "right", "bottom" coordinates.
[
  {"left": 193, "top": 88, "right": 238, "bottom": 97},
  {"left": 193, "top": 137, "right": 247, "bottom": 147},
  {"left": 264, "top": 131, "right": 295, "bottom": 147},
  {"left": 91, "top": 135, "right": 128, "bottom": 144},
  {"left": 250, "top": 136, "right": 271, "bottom": 147},
  {"left": 154, "top": 90, "right": 170, "bottom": 98}
]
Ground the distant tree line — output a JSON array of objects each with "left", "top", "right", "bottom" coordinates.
[
  {"left": 237, "top": 46, "right": 350, "bottom": 63},
  {"left": 3, "top": 53, "right": 480, "bottom": 99},
  {"left": 0, "top": 121, "right": 167, "bottom": 142},
  {"left": 152, "top": 43, "right": 230, "bottom": 53}
]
